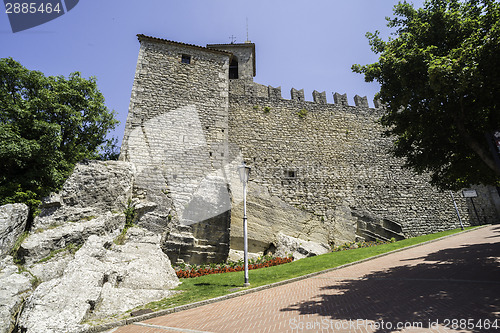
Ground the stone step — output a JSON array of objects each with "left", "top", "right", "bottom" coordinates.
[
  {"left": 166, "top": 233, "right": 196, "bottom": 245},
  {"left": 176, "top": 224, "right": 193, "bottom": 233}
]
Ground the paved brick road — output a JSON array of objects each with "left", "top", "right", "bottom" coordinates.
[{"left": 110, "top": 226, "right": 500, "bottom": 333}]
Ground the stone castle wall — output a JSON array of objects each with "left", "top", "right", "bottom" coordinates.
[{"left": 227, "top": 81, "right": 488, "bottom": 248}]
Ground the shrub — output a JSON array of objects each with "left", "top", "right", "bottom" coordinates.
[
  {"left": 124, "top": 199, "right": 136, "bottom": 228},
  {"left": 297, "top": 109, "right": 308, "bottom": 118},
  {"left": 114, "top": 199, "right": 136, "bottom": 245}
]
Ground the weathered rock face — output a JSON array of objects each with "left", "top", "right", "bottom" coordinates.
[
  {"left": 273, "top": 232, "right": 330, "bottom": 260},
  {"left": 19, "top": 212, "right": 125, "bottom": 266},
  {"left": 18, "top": 229, "right": 179, "bottom": 333},
  {"left": 33, "top": 160, "right": 135, "bottom": 230},
  {"left": 230, "top": 181, "right": 328, "bottom": 254},
  {"left": 163, "top": 173, "right": 232, "bottom": 265},
  {"left": 0, "top": 256, "right": 32, "bottom": 333},
  {"left": 0, "top": 203, "right": 29, "bottom": 258}
]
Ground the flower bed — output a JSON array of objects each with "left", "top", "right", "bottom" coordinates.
[{"left": 175, "top": 256, "right": 293, "bottom": 279}]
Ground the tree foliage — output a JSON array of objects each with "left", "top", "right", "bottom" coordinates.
[
  {"left": 353, "top": 0, "right": 500, "bottom": 190},
  {"left": 0, "top": 58, "right": 119, "bottom": 210}
]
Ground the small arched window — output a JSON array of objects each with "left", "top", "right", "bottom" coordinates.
[{"left": 229, "top": 57, "right": 238, "bottom": 79}]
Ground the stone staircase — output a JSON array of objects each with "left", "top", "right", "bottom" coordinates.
[
  {"left": 163, "top": 214, "right": 230, "bottom": 265},
  {"left": 353, "top": 210, "right": 406, "bottom": 242}
]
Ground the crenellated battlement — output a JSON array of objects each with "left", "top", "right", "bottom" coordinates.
[
  {"left": 268, "top": 85, "right": 282, "bottom": 100},
  {"left": 312, "top": 90, "right": 327, "bottom": 104},
  {"left": 230, "top": 80, "right": 380, "bottom": 109},
  {"left": 353, "top": 95, "right": 369, "bottom": 108},
  {"left": 290, "top": 88, "right": 305, "bottom": 101},
  {"left": 333, "top": 92, "right": 348, "bottom": 106}
]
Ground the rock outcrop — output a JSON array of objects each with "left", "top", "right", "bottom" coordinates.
[
  {"left": 18, "top": 229, "right": 179, "bottom": 333},
  {"left": 33, "top": 160, "right": 135, "bottom": 230},
  {"left": 0, "top": 203, "right": 29, "bottom": 257},
  {"left": 3, "top": 156, "right": 341, "bottom": 332},
  {"left": 162, "top": 172, "right": 232, "bottom": 265},
  {"left": 0, "top": 256, "right": 32, "bottom": 333},
  {"left": 273, "top": 232, "right": 330, "bottom": 260},
  {"left": 2, "top": 160, "right": 181, "bottom": 333},
  {"left": 227, "top": 249, "right": 262, "bottom": 262},
  {"left": 19, "top": 212, "right": 125, "bottom": 265},
  {"left": 230, "top": 181, "right": 329, "bottom": 254}
]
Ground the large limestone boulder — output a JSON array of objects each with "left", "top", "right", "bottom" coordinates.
[
  {"left": 230, "top": 181, "right": 328, "bottom": 253},
  {"left": 0, "top": 203, "right": 29, "bottom": 258},
  {"left": 0, "top": 256, "right": 32, "bottom": 333},
  {"left": 227, "top": 249, "right": 262, "bottom": 262},
  {"left": 273, "top": 232, "right": 330, "bottom": 260},
  {"left": 18, "top": 228, "right": 180, "bottom": 333},
  {"left": 33, "top": 160, "right": 135, "bottom": 230}
]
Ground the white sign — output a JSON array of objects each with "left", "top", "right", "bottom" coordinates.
[{"left": 462, "top": 190, "right": 478, "bottom": 198}]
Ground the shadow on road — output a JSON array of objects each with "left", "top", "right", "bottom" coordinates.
[
  {"left": 486, "top": 226, "right": 500, "bottom": 239},
  {"left": 281, "top": 237, "right": 500, "bottom": 332}
]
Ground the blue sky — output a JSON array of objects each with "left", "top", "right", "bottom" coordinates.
[{"left": 1, "top": 0, "right": 424, "bottom": 147}]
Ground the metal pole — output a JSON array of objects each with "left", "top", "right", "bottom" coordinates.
[
  {"left": 243, "top": 180, "right": 250, "bottom": 286},
  {"left": 450, "top": 191, "right": 465, "bottom": 230}
]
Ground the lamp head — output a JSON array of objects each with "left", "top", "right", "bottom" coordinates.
[{"left": 238, "top": 162, "right": 251, "bottom": 183}]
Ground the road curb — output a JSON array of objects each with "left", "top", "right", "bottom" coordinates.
[{"left": 88, "top": 225, "right": 489, "bottom": 333}]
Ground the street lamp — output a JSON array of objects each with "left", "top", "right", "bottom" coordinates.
[{"left": 238, "top": 162, "right": 251, "bottom": 287}]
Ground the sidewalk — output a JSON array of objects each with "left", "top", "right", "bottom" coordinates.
[{"left": 109, "top": 225, "right": 500, "bottom": 332}]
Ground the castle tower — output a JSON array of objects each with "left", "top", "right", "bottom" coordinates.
[
  {"left": 120, "top": 35, "right": 235, "bottom": 264},
  {"left": 207, "top": 42, "right": 256, "bottom": 81}
]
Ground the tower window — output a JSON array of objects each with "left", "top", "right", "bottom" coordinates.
[
  {"left": 285, "top": 170, "right": 297, "bottom": 179},
  {"left": 181, "top": 54, "right": 191, "bottom": 64},
  {"left": 229, "top": 57, "right": 238, "bottom": 79}
]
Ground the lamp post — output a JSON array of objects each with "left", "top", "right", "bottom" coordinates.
[
  {"left": 450, "top": 191, "right": 465, "bottom": 230},
  {"left": 238, "top": 162, "right": 251, "bottom": 287}
]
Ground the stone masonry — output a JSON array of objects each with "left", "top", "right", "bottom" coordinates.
[{"left": 120, "top": 34, "right": 500, "bottom": 263}]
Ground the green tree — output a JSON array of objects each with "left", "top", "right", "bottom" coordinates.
[
  {"left": 353, "top": 0, "right": 500, "bottom": 190},
  {"left": 0, "top": 58, "right": 119, "bottom": 211}
]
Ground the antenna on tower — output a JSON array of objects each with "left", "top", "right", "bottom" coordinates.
[{"left": 245, "top": 17, "right": 250, "bottom": 43}]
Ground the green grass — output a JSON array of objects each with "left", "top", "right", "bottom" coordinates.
[
  {"left": 10, "top": 231, "right": 29, "bottom": 255},
  {"left": 145, "top": 227, "right": 477, "bottom": 311}
]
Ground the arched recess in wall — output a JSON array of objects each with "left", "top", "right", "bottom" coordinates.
[{"left": 229, "top": 56, "right": 238, "bottom": 79}]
